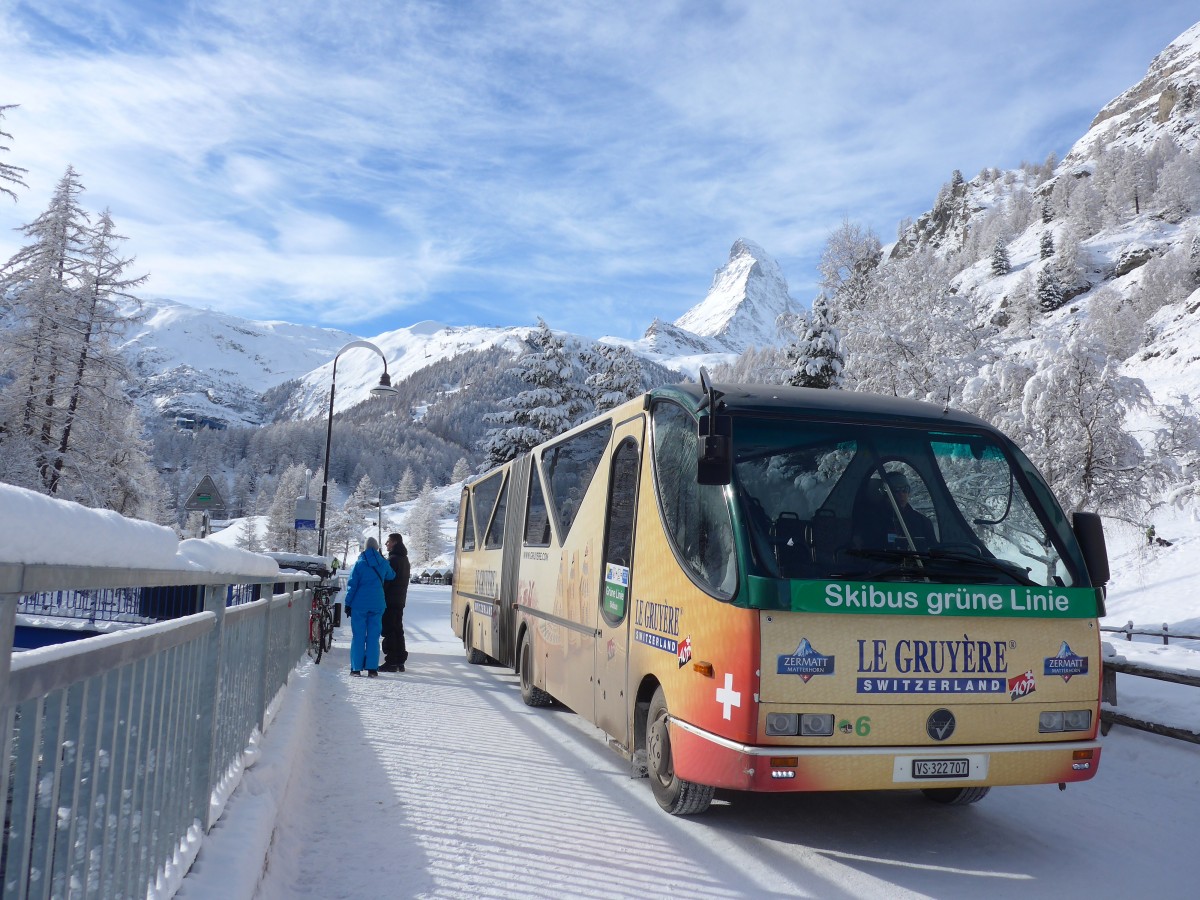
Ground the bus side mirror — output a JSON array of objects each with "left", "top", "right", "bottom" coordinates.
[
  {"left": 697, "top": 414, "right": 732, "bottom": 486},
  {"left": 1072, "top": 511, "right": 1109, "bottom": 609}
]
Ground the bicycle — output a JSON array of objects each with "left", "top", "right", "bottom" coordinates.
[{"left": 307, "top": 583, "right": 339, "bottom": 664}]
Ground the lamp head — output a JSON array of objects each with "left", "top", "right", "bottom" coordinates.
[{"left": 370, "top": 372, "right": 397, "bottom": 396}]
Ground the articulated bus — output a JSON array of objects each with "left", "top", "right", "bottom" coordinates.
[{"left": 451, "top": 375, "right": 1110, "bottom": 815}]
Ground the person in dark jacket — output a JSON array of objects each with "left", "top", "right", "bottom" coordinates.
[
  {"left": 380, "top": 532, "right": 411, "bottom": 672},
  {"left": 342, "top": 536, "right": 394, "bottom": 677}
]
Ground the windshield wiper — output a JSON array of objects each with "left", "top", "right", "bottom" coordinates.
[
  {"left": 832, "top": 546, "right": 1038, "bottom": 586},
  {"left": 926, "top": 547, "right": 1038, "bottom": 586}
]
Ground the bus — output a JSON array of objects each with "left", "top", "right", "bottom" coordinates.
[{"left": 451, "top": 373, "right": 1110, "bottom": 815}]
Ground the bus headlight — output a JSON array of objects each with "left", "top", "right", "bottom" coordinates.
[
  {"left": 1063, "top": 709, "right": 1092, "bottom": 731},
  {"left": 1039, "top": 710, "right": 1093, "bottom": 733},
  {"left": 1039, "top": 711, "right": 1063, "bottom": 732},
  {"left": 766, "top": 713, "right": 798, "bottom": 736},
  {"left": 800, "top": 714, "right": 835, "bottom": 736}
]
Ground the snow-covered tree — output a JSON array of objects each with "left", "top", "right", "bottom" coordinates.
[
  {"left": 1154, "top": 152, "right": 1199, "bottom": 223},
  {"left": 0, "top": 104, "right": 27, "bottom": 201},
  {"left": 347, "top": 473, "right": 379, "bottom": 536},
  {"left": 1039, "top": 231, "right": 1055, "bottom": 260},
  {"left": 393, "top": 467, "right": 417, "bottom": 503},
  {"left": 786, "top": 295, "right": 843, "bottom": 389},
  {"left": 584, "top": 342, "right": 643, "bottom": 412},
  {"left": 1018, "top": 337, "right": 1156, "bottom": 517},
  {"left": 480, "top": 318, "right": 588, "bottom": 467},
  {"left": 1036, "top": 267, "right": 1065, "bottom": 312},
  {"left": 990, "top": 239, "right": 1011, "bottom": 276},
  {"left": 265, "top": 464, "right": 310, "bottom": 552},
  {"left": 451, "top": 457, "right": 472, "bottom": 483},
  {"left": 404, "top": 479, "right": 443, "bottom": 564},
  {"left": 818, "top": 219, "right": 882, "bottom": 322},
  {"left": 0, "top": 170, "right": 161, "bottom": 515},
  {"left": 841, "top": 249, "right": 987, "bottom": 403},
  {"left": 236, "top": 514, "right": 263, "bottom": 553}
]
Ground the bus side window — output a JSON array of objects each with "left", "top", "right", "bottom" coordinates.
[
  {"left": 484, "top": 478, "right": 509, "bottom": 549},
  {"left": 542, "top": 421, "right": 613, "bottom": 541},
  {"left": 461, "top": 492, "right": 477, "bottom": 551},
  {"left": 525, "top": 462, "right": 552, "bottom": 546}
]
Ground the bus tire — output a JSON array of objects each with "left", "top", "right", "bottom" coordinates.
[
  {"left": 646, "top": 686, "right": 715, "bottom": 815},
  {"left": 921, "top": 786, "right": 991, "bottom": 805},
  {"left": 464, "top": 612, "right": 487, "bottom": 665},
  {"left": 519, "top": 632, "right": 553, "bottom": 707}
]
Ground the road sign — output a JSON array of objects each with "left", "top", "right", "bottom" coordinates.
[
  {"left": 295, "top": 497, "right": 318, "bottom": 530},
  {"left": 184, "top": 475, "right": 228, "bottom": 513}
]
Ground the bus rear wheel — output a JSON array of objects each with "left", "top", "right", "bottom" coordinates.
[
  {"left": 921, "top": 786, "right": 991, "bottom": 805},
  {"left": 645, "top": 687, "right": 715, "bottom": 815},
  {"left": 463, "top": 611, "right": 487, "bottom": 664},
  {"left": 518, "top": 632, "right": 553, "bottom": 707}
]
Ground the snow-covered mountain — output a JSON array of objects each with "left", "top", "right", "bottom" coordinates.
[
  {"left": 113, "top": 238, "right": 787, "bottom": 426},
  {"left": 120, "top": 297, "right": 356, "bottom": 428},
  {"left": 671, "top": 238, "right": 798, "bottom": 353}
]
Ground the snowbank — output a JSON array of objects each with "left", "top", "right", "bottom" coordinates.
[{"left": 0, "top": 483, "right": 277, "bottom": 576}]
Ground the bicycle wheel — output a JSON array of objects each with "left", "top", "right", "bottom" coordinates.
[
  {"left": 308, "top": 612, "right": 324, "bottom": 664},
  {"left": 321, "top": 608, "right": 334, "bottom": 652}
]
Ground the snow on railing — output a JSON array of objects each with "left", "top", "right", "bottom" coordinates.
[
  {"left": 1101, "top": 638, "right": 1200, "bottom": 745},
  {"left": 1, "top": 562, "right": 315, "bottom": 900}
]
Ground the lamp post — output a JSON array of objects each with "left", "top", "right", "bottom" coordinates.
[{"left": 317, "top": 340, "right": 398, "bottom": 557}]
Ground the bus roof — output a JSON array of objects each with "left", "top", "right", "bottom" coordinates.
[{"left": 651, "top": 382, "right": 1000, "bottom": 434}]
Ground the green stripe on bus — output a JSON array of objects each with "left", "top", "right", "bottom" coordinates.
[{"left": 748, "top": 577, "right": 1101, "bottom": 618}]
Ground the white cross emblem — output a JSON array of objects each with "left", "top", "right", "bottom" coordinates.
[{"left": 715, "top": 672, "right": 741, "bottom": 720}]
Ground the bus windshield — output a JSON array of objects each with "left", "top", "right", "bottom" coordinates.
[{"left": 732, "top": 416, "right": 1085, "bottom": 588}]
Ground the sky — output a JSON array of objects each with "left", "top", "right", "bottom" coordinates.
[{"left": 2, "top": 2, "right": 1200, "bottom": 343}]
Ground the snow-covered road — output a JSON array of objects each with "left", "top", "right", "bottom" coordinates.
[{"left": 178, "top": 584, "right": 1199, "bottom": 899}]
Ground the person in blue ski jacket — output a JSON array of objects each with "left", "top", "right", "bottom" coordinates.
[{"left": 342, "top": 536, "right": 395, "bottom": 677}]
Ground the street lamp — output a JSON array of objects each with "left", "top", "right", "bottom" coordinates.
[{"left": 317, "top": 340, "right": 398, "bottom": 557}]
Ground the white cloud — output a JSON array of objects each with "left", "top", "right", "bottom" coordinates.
[{"left": 1, "top": 0, "right": 1197, "bottom": 337}]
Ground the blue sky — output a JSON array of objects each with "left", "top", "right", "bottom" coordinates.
[{"left": 1, "top": 1, "right": 1198, "bottom": 342}]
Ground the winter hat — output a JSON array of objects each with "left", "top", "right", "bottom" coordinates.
[{"left": 364, "top": 536, "right": 380, "bottom": 552}]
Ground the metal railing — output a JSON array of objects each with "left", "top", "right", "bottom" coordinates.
[
  {"left": 1, "top": 562, "right": 313, "bottom": 900},
  {"left": 1100, "top": 621, "right": 1200, "bottom": 646}
]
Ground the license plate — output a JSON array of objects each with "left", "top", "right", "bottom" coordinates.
[{"left": 912, "top": 758, "right": 970, "bottom": 779}]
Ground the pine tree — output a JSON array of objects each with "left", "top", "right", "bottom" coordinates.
[
  {"left": 0, "top": 170, "right": 161, "bottom": 516},
  {"left": 265, "top": 464, "right": 308, "bottom": 551},
  {"left": 1036, "top": 267, "right": 1065, "bottom": 312},
  {"left": 584, "top": 342, "right": 643, "bottom": 413},
  {"left": 0, "top": 104, "right": 28, "bottom": 201},
  {"left": 1040, "top": 231, "right": 1055, "bottom": 260},
  {"left": 46, "top": 209, "right": 148, "bottom": 496},
  {"left": 480, "top": 318, "right": 587, "bottom": 467},
  {"left": 404, "top": 479, "right": 443, "bottom": 564},
  {"left": 346, "top": 473, "right": 379, "bottom": 545},
  {"left": 451, "top": 457, "right": 472, "bottom": 483},
  {"left": 990, "top": 239, "right": 1011, "bottom": 276},
  {"left": 786, "top": 295, "right": 844, "bottom": 389},
  {"left": 392, "top": 467, "right": 417, "bottom": 503},
  {"left": 0, "top": 167, "right": 91, "bottom": 470}
]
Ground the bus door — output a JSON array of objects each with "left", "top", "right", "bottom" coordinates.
[{"left": 594, "top": 416, "right": 645, "bottom": 746}]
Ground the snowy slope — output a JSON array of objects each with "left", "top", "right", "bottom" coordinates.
[{"left": 121, "top": 296, "right": 356, "bottom": 428}]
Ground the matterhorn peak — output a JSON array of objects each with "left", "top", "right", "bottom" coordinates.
[{"left": 672, "top": 239, "right": 796, "bottom": 353}]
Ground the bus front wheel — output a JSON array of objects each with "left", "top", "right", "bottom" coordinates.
[
  {"left": 921, "top": 786, "right": 990, "bottom": 805},
  {"left": 464, "top": 612, "right": 487, "bottom": 665},
  {"left": 646, "top": 687, "right": 715, "bottom": 815}
]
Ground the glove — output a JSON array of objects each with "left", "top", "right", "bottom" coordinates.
[{"left": 344, "top": 607, "right": 351, "bottom": 617}]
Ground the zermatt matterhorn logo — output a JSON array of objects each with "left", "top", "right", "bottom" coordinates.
[
  {"left": 777, "top": 637, "right": 835, "bottom": 682},
  {"left": 1044, "top": 641, "right": 1089, "bottom": 682}
]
